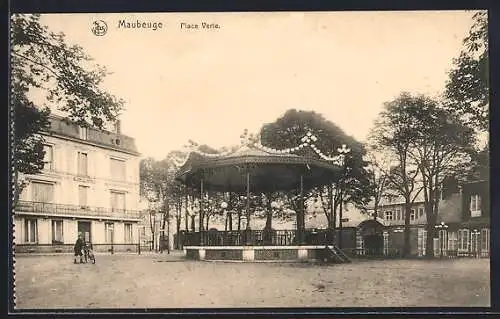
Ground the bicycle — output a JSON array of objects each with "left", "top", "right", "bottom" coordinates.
[{"left": 83, "top": 243, "right": 96, "bottom": 264}]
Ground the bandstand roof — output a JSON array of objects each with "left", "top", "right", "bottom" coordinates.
[{"left": 174, "top": 141, "right": 345, "bottom": 193}]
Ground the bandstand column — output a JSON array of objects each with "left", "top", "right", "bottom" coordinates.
[
  {"left": 199, "top": 176, "right": 204, "bottom": 245},
  {"left": 297, "top": 174, "right": 305, "bottom": 244},
  {"left": 245, "top": 170, "right": 251, "bottom": 230}
]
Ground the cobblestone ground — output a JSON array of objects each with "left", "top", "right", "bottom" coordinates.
[{"left": 14, "top": 253, "right": 490, "bottom": 309}]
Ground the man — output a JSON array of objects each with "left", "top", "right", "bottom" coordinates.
[{"left": 74, "top": 233, "right": 85, "bottom": 264}]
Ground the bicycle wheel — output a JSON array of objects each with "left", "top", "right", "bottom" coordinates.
[{"left": 89, "top": 251, "right": 96, "bottom": 264}]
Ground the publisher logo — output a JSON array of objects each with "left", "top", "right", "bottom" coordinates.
[{"left": 91, "top": 20, "right": 108, "bottom": 36}]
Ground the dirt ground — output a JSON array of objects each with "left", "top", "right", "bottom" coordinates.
[{"left": 13, "top": 253, "right": 490, "bottom": 309}]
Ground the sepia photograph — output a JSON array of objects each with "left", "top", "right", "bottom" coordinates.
[{"left": 11, "top": 10, "right": 490, "bottom": 310}]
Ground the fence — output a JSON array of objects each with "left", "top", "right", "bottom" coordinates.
[{"left": 183, "top": 229, "right": 336, "bottom": 246}]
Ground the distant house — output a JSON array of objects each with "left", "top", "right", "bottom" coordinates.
[{"left": 354, "top": 178, "right": 490, "bottom": 258}]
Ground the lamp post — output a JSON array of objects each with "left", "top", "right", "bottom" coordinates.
[
  {"left": 472, "top": 229, "right": 480, "bottom": 258},
  {"left": 337, "top": 144, "right": 351, "bottom": 250},
  {"left": 434, "top": 221, "right": 448, "bottom": 258}
]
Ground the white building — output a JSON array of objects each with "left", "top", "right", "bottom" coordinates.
[{"left": 14, "top": 115, "right": 141, "bottom": 253}]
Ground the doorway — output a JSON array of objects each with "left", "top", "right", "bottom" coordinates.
[{"left": 78, "top": 221, "right": 92, "bottom": 243}]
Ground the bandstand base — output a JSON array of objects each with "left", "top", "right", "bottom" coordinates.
[{"left": 183, "top": 245, "right": 340, "bottom": 262}]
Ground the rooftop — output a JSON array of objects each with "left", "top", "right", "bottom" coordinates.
[{"left": 45, "top": 114, "right": 140, "bottom": 156}]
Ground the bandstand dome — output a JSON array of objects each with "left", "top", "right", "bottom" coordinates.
[{"left": 174, "top": 142, "right": 344, "bottom": 193}]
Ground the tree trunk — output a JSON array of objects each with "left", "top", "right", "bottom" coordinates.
[
  {"left": 265, "top": 193, "right": 272, "bottom": 230},
  {"left": 205, "top": 214, "right": 209, "bottom": 230},
  {"left": 228, "top": 210, "right": 233, "bottom": 231},
  {"left": 237, "top": 211, "right": 241, "bottom": 231},
  {"left": 176, "top": 215, "right": 181, "bottom": 250},
  {"left": 403, "top": 201, "right": 412, "bottom": 257},
  {"left": 184, "top": 193, "right": 189, "bottom": 232}
]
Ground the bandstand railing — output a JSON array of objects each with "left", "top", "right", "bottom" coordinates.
[{"left": 183, "top": 229, "right": 336, "bottom": 247}]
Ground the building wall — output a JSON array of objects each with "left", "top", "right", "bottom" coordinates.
[
  {"left": 19, "top": 135, "right": 140, "bottom": 211},
  {"left": 14, "top": 216, "right": 139, "bottom": 247},
  {"left": 15, "top": 116, "right": 141, "bottom": 250}
]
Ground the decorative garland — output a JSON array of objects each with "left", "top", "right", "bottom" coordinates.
[{"left": 172, "top": 131, "right": 349, "bottom": 169}]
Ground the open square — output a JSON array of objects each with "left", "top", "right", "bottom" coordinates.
[{"left": 14, "top": 255, "right": 490, "bottom": 309}]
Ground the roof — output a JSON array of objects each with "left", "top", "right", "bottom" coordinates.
[
  {"left": 45, "top": 114, "right": 140, "bottom": 155},
  {"left": 174, "top": 142, "right": 344, "bottom": 192}
]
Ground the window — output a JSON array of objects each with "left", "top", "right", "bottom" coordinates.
[
  {"left": 24, "top": 219, "right": 37, "bottom": 243},
  {"left": 355, "top": 231, "right": 364, "bottom": 255},
  {"left": 383, "top": 231, "right": 389, "bottom": 255},
  {"left": 418, "top": 207, "right": 425, "bottom": 218},
  {"left": 438, "top": 229, "right": 448, "bottom": 256},
  {"left": 385, "top": 211, "right": 393, "bottom": 221},
  {"left": 448, "top": 231, "right": 458, "bottom": 252},
  {"left": 105, "top": 222, "right": 114, "bottom": 244},
  {"left": 31, "top": 181, "right": 54, "bottom": 203},
  {"left": 110, "top": 191, "right": 126, "bottom": 212},
  {"left": 417, "top": 228, "right": 427, "bottom": 256},
  {"left": 481, "top": 228, "right": 490, "bottom": 254},
  {"left": 78, "top": 185, "right": 89, "bottom": 208},
  {"left": 110, "top": 158, "right": 126, "bottom": 180},
  {"left": 79, "top": 126, "right": 88, "bottom": 140},
  {"left": 395, "top": 208, "right": 401, "bottom": 221},
  {"left": 77, "top": 152, "right": 88, "bottom": 176},
  {"left": 124, "top": 223, "right": 133, "bottom": 243},
  {"left": 410, "top": 209, "right": 416, "bottom": 221},
  {"left": 470, "top": 194, "right": 482, "bottom": 217},
  {"left": 458, "top": 229, "right": 470, "bottom": 252},
  {"left": 52, "top": 220, "right": 63, "bottom": 244},
  {"left": 43, "top": 144, "right": 54, "bottom": 171}
]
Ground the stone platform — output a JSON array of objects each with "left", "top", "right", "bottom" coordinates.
[{"left": 184, "top": 245, "right": 344, "bottom": 262}]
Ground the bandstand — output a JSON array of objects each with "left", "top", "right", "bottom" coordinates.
[{"left": 175, "top": 132, "right": 352, "bottom": 263}]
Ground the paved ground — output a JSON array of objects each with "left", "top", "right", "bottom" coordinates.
[{"left": 14, "top": 253, "right": 490, "bottom": 309}]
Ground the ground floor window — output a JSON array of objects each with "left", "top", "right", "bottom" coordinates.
[
  {"left": 438, "top": 229, "right": 448, "bottom": 256},
  {"left": 481, "top": 228, "right": 490, "bottom": 254},
  {"left": 355, "top": 231, "right": 364, "bottom": 255},
  {"left": 417, "top": 228, "right": 427, "bottom": 256},
  {"left": 124, "top": 223, "right": 133, "bottom": 243},
  {"left": 448, "top": 231, "right": 458, "bottom": 252},
  {"left": 105, "top": 222, "right": 114, "bottom": 244},
  {"left": 383, "top": 231, "right": 389, "bottom": 255},
  {"left": 458, "top": 229, "right": 470, "bottom": 252},
  {"left": 52, "top": 220, "right": 64, "bottom": 244},
  {"left": 24, "top": 218, "right": 38, "bottom": 243}
]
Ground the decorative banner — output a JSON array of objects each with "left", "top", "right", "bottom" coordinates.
[{"left": 174, "top": 131, "right": 350, "bottom": 168}]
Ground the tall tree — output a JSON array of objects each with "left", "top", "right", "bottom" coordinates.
[
  {"left": 364, "top": 150, "right": 391, "bottom": 220},
  {"left": 408, "top": 103, "right": 476, "bottom": 257},
  {"left": 445, "top": 11, "right": 488, "bottom": 132},
  {"left": 370, "top": 93, "right": 426, "bottom": 257},
  {"left": 11, "top": 14, "right": 124, "bottom": 203},
  {"left": 260, "top": 109, "right": 373, "bottom": 230}
]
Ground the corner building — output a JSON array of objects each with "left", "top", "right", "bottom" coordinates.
[{"left": 14, "top": 115, "right": 141, "bottom": 253}]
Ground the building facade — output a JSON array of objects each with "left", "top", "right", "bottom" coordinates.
[
  {"left": 14, "top": 115, "right": 142, "bottom": 253},
  {"left": 356, "top": 179, "right": 490, "bottom": 258}
]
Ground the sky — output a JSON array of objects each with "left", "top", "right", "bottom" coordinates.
[{"left": 35, "top": 11, "right": 478, "bottom": 159}]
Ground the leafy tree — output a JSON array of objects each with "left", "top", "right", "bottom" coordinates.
[
  {"left": 408, "top": 103, "right": 476, "bottom": 257},
  {"left": 11, "top": 14, "right": 123, "bottom": 203},
  {"left": 370, "top": 93, "right": 426, "bottom": 257},
  {"left": 140, "top": 151, "right": 188, "bottom": 252},
  {"left": 445, "top": 11, "right": 488, "bottom": 132},
  {"left": 260, "top": 109, "right": 373, "bottom": 231},
  {"left": 364, "top": 150, "right": 391, "bottom": 220}
]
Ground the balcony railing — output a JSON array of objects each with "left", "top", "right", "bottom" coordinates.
[{"left": 15, "top": 200, "right": 141, "bottom": 220}]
